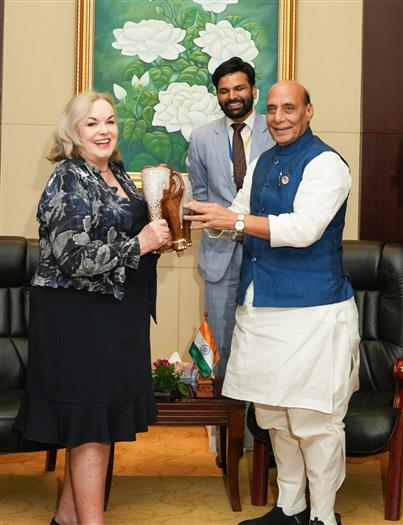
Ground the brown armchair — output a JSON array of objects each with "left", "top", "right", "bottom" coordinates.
[{"left": 246, "top": 241, "right": 403, "bottom": 521}]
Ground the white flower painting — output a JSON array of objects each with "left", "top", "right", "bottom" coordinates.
[
  {"left": 92, "top": 0, "right": 277, "bottom": 172},
  {"left": 192, "top": 0, "right": 238, "bottom": 14},
  {"left": 112, "top": 20, "right": 186, "bottom": 63},
  {"left": 152, "top": 83, "right": 223, "bottom": 140},
  {"left": 194, "top": 20, "right": 258, "bottom": 73}
]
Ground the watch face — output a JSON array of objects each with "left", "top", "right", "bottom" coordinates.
[{"left": 235, "top": 220, "right": 245, "bottom": 232}]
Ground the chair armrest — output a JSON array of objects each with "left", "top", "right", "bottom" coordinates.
[{"left": 393, "top": 358, "right": 403, "bottom": 409}]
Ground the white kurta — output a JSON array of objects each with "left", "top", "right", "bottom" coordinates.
[{"left": 221, "top": 151, "right": 361, "bottom": 414}]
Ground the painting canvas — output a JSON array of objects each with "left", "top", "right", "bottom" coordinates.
[{"left": 80, "top": 0, "right": 289, "bottom": 173}]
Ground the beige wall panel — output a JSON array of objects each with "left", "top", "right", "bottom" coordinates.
[
  {"left": 179, "top": 229, "right": 201, "bottom": 269},
  {"left": 3, "top": 0, "right": 76, "bottom": 126},
  {"left": 317, "top": 131, "right": 360, "bottom": 240},
  {"left": 296, "top": 0, "right": 363, "bottom": 134},
  {"left": 151, "top": 229, "right": 201, "bottom": 269},
  {"left": 177, "top": 268, "right": 205, "bottom": 362},
  {"left": 156, "top": 249, "right": 181, "bottom": 269},
  {"left": 150, "top": 266, "right": 180, "bottom": 360},
  {"left": 1, "top": 124, "right": 55, "bottom": 236}
]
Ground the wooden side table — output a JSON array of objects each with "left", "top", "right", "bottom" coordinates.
[
  {"left": 155, "top": 397, "right": 246, "bottom": 511},
  {"left": 104, "top": 396, "right": 246, "bottom": 512}
]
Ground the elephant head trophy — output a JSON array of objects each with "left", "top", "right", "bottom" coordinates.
[{"left": 141, "top": 164, "right": 192, "bottom": 256}]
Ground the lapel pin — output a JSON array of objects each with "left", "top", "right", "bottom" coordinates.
[{"left": 281, "top": 175, "right": 289, "bottom": 185}]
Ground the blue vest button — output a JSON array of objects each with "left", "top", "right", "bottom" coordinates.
[{"left": 251, "top": 257, "right": 257, "bottom": 262}]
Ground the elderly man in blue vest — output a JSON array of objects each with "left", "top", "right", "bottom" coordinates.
[{"left": 185, "top": 80, "right": 360, "bottom": 525}]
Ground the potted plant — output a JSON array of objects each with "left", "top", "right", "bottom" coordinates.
[{"left": 152, "top": 359, "right": 188, "bottom": 400}]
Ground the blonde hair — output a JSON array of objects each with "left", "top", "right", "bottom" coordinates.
[{"left": 47, "top": 91, "right": 121, "bottom": 163}]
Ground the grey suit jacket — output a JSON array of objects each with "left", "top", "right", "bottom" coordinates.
[{"left": 187, "top": 112, "right": 274, "bottom": 282}]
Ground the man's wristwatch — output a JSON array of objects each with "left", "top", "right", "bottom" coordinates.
[{"left": 234, "top": 214, "right": 246, "bottom": 234}]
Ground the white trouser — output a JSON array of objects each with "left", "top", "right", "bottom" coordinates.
[{"left": 255, "top": 397, "right": 350, "bottom": 524}]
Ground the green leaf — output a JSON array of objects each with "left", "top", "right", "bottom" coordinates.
[
  {"left": 188, "top": 50, "right": 210, "bottom": 66},
  {"left": 171, "top": 143, "right": 186, "bottom": 163},
  {"left": 170, "top": 130, "right": 184, "bottom": 143},
  {"left": 116, "top": 104, "right": 133, "bottom": 119},
  {"left": 149, "top": 66, "right": 174, "bottom": 88},
  {"left": 225, "top": 15, "right": 245, "bottom": 27},
  {"left": 177, "top": 7, "right": 196, "bottom": 27},
  {"left": 143, "top": 131, "right": 172, "bottom": 162},
  {"left": 243, "top": 22, "right": 265, "bottom": 49},
  {"left": 195, "top": 9, "right": 211, "bottom": 27},
  {"left": 122, "top": 118, "right": 137, "bottom": 144},
  {"left": 167, "top": 132, "right": 188, "bottom": 172},
  {"left": 177, "top": 382, "right": 188, "bottom": 396},
  {"left": 155, "top": 5, "right": 164, "bottom": 16},
  {"left": 122, "top": 117, "right": 147, "bottom": 144},
  {"left": 178, "top": 66, "right": 209, "bottom": 85},
  {"left": 128, "top": 152, "right": 159, "bottom": 172},
  {"left": 141, "top": 106, "right": 154, "bottom": 126},
  {"left": 123, "top": 60, "right": 147, "bottom": 81},
  {"left": 133, "top": 119, "right": 148, "bottom": 142},
  {"left": 184, "top": 26, "right": 201, "bottom": 47},
  {"left": 173, "top": 58, "right": 192, "bottom": 71},
  {"left": 139, "top": 90, "right": 159, "bottom": 107},
  {"left": 170, "top": 131, "right": 186, "bottom": 146}
]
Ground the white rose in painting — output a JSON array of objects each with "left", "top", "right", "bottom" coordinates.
[
  {"left": 152, "top": 83, "right": 223, "bottom": 141},
  {"left": 194, "top": 20, "right": 258, "bottom": 73},
  {"left": 192, "top": 0, "right": 238, "bottom": 13},
  {"left": 112, "top": 20, "right": 186, "bottom": 63}
]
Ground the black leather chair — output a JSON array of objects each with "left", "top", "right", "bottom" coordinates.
[
  {"left": 0, "top": 236, "right": 61, "bottom": 466},
  {"left": 0, "top": 235, "right": 114, "bottom": 509},
  {"left": 246, "top": 240, "right": 403, "bottom": 521}
]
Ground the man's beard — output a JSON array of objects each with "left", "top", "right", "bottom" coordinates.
[{"left": 220, "top": 95, "right": 254, "bottom": 120}]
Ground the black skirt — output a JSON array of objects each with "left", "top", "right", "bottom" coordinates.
[{"left": 15, "top": 265, "right": 157, "bottom": 446}]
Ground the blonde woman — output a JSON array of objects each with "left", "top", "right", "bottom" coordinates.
[{"left": 16, "top": 91, "right": 171, "bottom": 525}]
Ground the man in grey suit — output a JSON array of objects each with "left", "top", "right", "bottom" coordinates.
[{"left": 187, "top": 57, "right": 274, "bottom": 378}]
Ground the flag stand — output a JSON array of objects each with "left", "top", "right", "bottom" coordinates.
[
  {"left": 196, "top": 377, "right": 214, "bottom": 398},
  {"left": 189, "top": 311, "right": 220, "bottom": 397}
]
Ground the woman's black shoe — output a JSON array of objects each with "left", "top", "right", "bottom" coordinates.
[{"left": 50, "top": 518, "right": 61, "bottom": 525}]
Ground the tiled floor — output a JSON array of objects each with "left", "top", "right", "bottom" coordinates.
[{"left": 0, "top": 426, "right": 396, "bottom": 525}]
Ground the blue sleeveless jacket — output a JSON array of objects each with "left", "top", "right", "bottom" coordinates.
[{"left": 237, "top": 128, "right": 353, "bottom": 307}]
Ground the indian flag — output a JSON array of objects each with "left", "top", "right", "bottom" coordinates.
[{"left": 188, "top": 316, "right": 220, "bottom": 378}]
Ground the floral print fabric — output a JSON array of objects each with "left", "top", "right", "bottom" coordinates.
[{"left": 32, "top": 156, "right": 146, "bottom": 300}]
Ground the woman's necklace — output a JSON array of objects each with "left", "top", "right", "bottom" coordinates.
[{"left": 100, "top": 167, "right": 109, "bottom": 173}]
